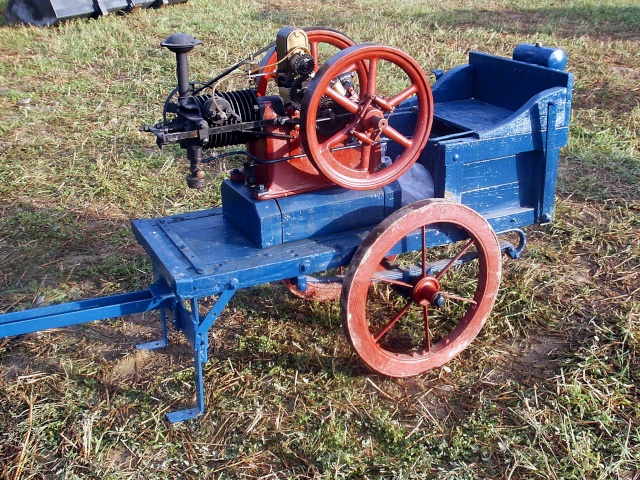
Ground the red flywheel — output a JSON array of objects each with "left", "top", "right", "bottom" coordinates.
[{"left": 300, "top": 44, "right": 433, "bottom": 190}]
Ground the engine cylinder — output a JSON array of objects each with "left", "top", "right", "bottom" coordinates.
[{"left": 204, "top": 89, "right": 261, "bottom": 147}]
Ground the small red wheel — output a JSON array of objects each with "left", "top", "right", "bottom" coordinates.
[
  {"left": 300, "top": 44, "right": 433, "bottom": 190},
  {"left": 255, "top": 28, "right": 358, "bottom": 97},
  {"left": 282, "top": 277, "right": 343, "bottom": 302},
  {"left": 341, "top": 199, "right": 502, "bottom": 377},
  {"left": 282, "top": 257, "right": 396, "bottom": 302}
]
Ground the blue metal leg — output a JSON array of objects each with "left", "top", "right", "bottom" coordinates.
[
  {"left": 136, "top": 308, "right": 170, "bottom": 351},
  {"left": 166, "top": 280, "right": 238, "bottom": 423},
  {"left": 166, "top": 340, "right": 205, "bottom": 423}
]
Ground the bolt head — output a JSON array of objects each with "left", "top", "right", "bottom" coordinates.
[{"left": 432, "top": 293, "right": 446, "bottom": 308}]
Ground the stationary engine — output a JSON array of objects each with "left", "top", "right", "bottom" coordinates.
[{"left": 143, "top": 27, "right": 434, "bottom": 199}]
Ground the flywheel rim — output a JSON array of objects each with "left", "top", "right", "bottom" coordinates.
[{"left": 300, "top": 44, "right": 433, "bottom": 190}]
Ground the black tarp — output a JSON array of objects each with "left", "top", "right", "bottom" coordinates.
[{"left": 5, "top": 0, "right": 189, "bottom": 26}]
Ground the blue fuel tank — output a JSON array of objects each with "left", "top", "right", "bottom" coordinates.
[{"left": 513, "top": 43, "right": 568, "bottom": 71}]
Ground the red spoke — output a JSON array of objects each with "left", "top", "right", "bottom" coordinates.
[
  {"left": 421, "top": 226, "right": 427, "bottom": 277},
  {"left": 443, "top": 293, "right": 477, "bottom": 305},
  {"left": 360, "top": 143, "right": 371, "bottom": 171},
  {"left": 310, "top": 42, "right": 319, "bottom": 71},
  {"left": 368, "top": 141, "right": 383, "bottom": 173},
  {"left": 343, "top": 64, "right": 361, "bottom": 79},
  {"left": 372, "top": 95, "right": 393, "bottom": 112},
  {"left": 435, "top": 240, "right": 474, "bottom": 280},
  {"left": 366, "top": 57, "right": 378, "bottom": 97},
  {"left": 351, "top": 129, "right": 375, "bottom": 145},
  {"left": 324, "top": 125, "right": 351, "bottom": 150},
  {"left": 324, "top": 86, "right": 360, "bottom": 114},
  {"left": 423, "top": 305, "right": 430, "bottom": 353},
  {"left": 323, "top": 117, "right": 360, "bottom": 150},
  {"left": 382, "top": 125, "right": 412, "bottom": 149},
  {"left": 388, "top": 84, "right": 418, "bottom": 108},
  {"left": 373, "top": 300, "right": 414, "bottom": 343},
  {"left": 371, "top": 274, "right": 413, "bottom": 289}
]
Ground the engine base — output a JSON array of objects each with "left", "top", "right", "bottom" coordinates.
[{"left": 221, "top": 179, "right": 402, "bottom": 248}]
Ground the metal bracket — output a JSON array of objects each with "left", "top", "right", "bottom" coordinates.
[
  {"left": 136, "top": 308, "right": 170, "bottom": 350},
  {"left": 292, "top": 276, "right": 307, "bottom": 292},
  {"left": 126, "top": 0, "right": 142, "bottom": 13},
  {"left": 156, "top": 218, "right": 208, "bottom": 274},
  {"left": 166, "top": 280, "right": 238, "bottom": 424},
  {"left": 94, "top": 0, "right": 109, "bottom": 16},
  {"left": 498, "top": 228, "right": 527, "bottom": 259},
  {"left": 540, "top": 101, "right": 559, "bottom": 223}
]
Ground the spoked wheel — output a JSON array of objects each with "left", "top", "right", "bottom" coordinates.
[
  {"left": 300, "top": 44, "right": 433, "bottom": 190},
  {"left": 255, "top": 27, "right": 358, "bottom": 97},
  {"left": 341, "top": 199, "right": 502, "bottom": 377}
]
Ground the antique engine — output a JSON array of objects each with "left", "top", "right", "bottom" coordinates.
[
  {"left": 0, "top": 27, "right": 573, "bottom": 423},
  {"left": 143, "top": 27, "right": 434, "bottom": 200}
]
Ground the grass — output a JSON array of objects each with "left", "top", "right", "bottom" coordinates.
[{"left": 0, "top": 0, "right": 639, "bottom": 478}]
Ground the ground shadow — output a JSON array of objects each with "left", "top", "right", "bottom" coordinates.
[{"left": 255, "top": 5, "right": 640, "bottom": 43}]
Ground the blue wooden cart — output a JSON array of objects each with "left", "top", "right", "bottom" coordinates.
[{"left": 0, "top": 34, "right": 572, "bottom": 423}]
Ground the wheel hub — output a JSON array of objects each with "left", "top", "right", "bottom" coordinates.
[
  {"left": 362, "top": 107, "right": 387, "bottom": 131},
  {"left": 412, "top": 276, "right": 445, "bottom": 307}
]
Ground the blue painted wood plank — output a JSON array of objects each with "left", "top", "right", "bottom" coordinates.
[
  {"left": 469, "top": 51, "right": 572, "bottom": 112},
  {"left": 461, "top": 152, "right": 535, "bottom": 192},
  {"left": 462, "top": 182, "right": 533, "bottom": 214}
]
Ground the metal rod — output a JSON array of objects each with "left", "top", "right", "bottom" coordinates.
[{"left": 0, "top": 282, "right": 175, "bottom": 338}]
